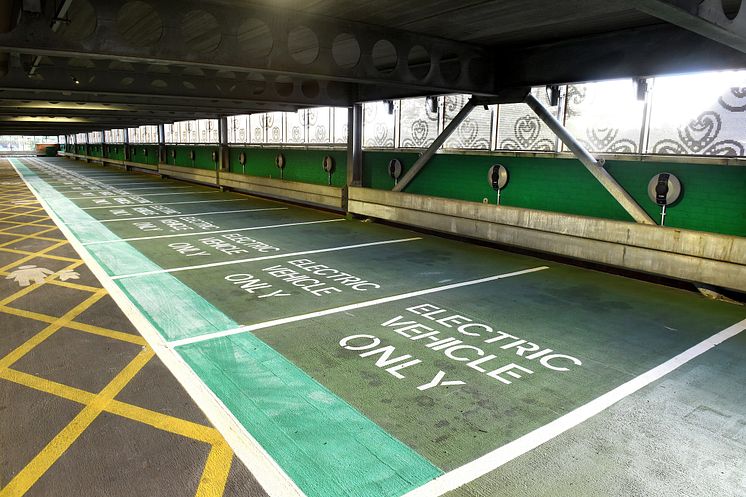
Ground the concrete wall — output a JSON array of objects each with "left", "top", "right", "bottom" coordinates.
[{"left": 347, "top": 187, "right": 746, "bottom": 292}]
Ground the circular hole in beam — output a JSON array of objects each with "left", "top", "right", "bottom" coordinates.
[
  {"left": 116, "top": 1, "right": 163, "bottom": 47},
  {"left": 440, "top": 52, "right": 461, "bottom": 82},
  {"left": 237, "top": 18, "right": 273, "bottom": 58},
  {"left": 182, "top": 10, "right": 222, "bottom": 54},
  {"left": 301, "top": 80, "right": 320, "bottom": 99},
  {"left": 246, "top": 72, "right": 267, "bottom": 96},
  {"left": 407, "top": 45, "right": 430, "bottom": 80},
  {"left": 372, "top": 40, "right": 397, "bottom": 74},
  {"left": 332, "top": 33, "right": 360, "bottom": 68},
  {"left": 275, "top": 76, "right": 294, "bottom": 97},
  {"left": 288, "top": 25, "right": 319, "bottom": 64},
  {"left": 723, "top": 0, "right": 742, "bottom": 19}
]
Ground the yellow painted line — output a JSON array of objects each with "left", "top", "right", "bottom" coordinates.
[
  {"left": 0, "top": 246, "right": 78, "bottom": 262},
  {"left": 0, "top": 230, "right": 64, "bottom": 249},
  {"left": 0, "top": 303, "right": 148, "bottom": 346},
  {"left": 0, "top": 289, "right": 107, "bottom": 370},
  {"left": 0, "top": 368, "right": 93, "bottom": 404},
  {"left": 0, "top": 304, "right": 59, "bottom": 324},
  {"left": 0, "top": 224, "right": 56, "bottom": 235},
  {"left": 0, "top": 213, "right": 53, "bottom": 224},
  {"left": 0, "top": 368, "right": 216, "bottom": 444},
  {"left": 0, "top": 221, "right": 51, "bottom": 235},
  {"left": 0, "top": 347, "right": 154, "bottom": 497},
  {"left": 195, "top": 441, "right": 234, "bottom": 497},
  {"left": 66, "top": 321, "right": 148, "bottom": 346},
  {"left": 108, "top": 401, "right": 221, "bottom": 444},
  {"left": 0, "top": 240, "right": 68, "bottom": 272},
  {"left": 45, "top": 279, "right": 101, "bottom": 293},
  {"left": 6, "top": 212, "right": 50, "bottom": 220}
]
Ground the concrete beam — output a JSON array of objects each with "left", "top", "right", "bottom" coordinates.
[
  {"left": 496, "top": 23, "right": 746, "bottom": 87},
  {"left": 629, "top": 0, "right": 746, "bottom": 53},
  {"left": 0, "top": 0, "right": 493, "bottom": 95}
]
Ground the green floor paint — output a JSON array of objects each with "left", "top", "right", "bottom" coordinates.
[
  {"left": 156, "top": 236, "right": 541, "bottom": 342},
  {"left": 440, "top": 325, "right": 746, "bottom": 497},
  {"left": 13, "top": 157, "right": 445, "bottom": 497},
  {"left": 251, "top": 264, "right": 745, "bottom": 469},
  {"left": 17, "top": 157, "right": 746, "bottom": 497},
  {"left": 179, "top": 335, "right": 442, "bottom": 497}
]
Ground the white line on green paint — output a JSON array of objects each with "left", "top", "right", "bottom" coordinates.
[
  {"left": 76, "top": 207, "right": 287, "bottom": 223},
  {"left": 66, "top": 191, "right": 220, "bottom": 200},
  {"left": 56, "top": 185, "right": 193, "bottom": 192},
  {"left": 111, "top": 236, "right": 423, "bottom": 280},
  {"left": 168, "top": 266, "right": 549, "bottom": 347},
  {"left": 399, "top": 317, "right": 746, "bottom": 497},
  {"left": 83, "top": 219, "right": 346, "bottom": 245},
  {"left": 82, "top": 199, "right": 245, "bottom": 210},
  {"left": 47, "top": 181, "right": 165, "bottom": 187}
]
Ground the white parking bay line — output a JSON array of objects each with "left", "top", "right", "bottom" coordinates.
[
  {"left": 398, "top": 317, "right": 746, "bottom": 497},
  {"left": 82, "top": 199, "right": 245, "bottom": 210},
  {"left": 111, "top": 236, "right": 423, "bottom": 280},
  {"left": 168, "top": 266, "right": 550, "bottom": 347},
  {"left": 89, "top": 207, "right": 287, "bottom": 223},
  {"left": 56, "top": 186, "right": 193, "bottom": 193},
  {"left": 83, "top": 219, "right": 345, "bottom": 245},
  {"left": 66, "top": 191, "right": 220, "bottom": 200}
]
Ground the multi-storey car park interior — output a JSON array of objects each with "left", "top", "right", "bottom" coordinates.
[{"left": 0, "top": 1, "right": 745, "bottom": 497}]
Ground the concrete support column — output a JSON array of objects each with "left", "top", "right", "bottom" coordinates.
[
  {"left": 84, "top": 132, "right": 90, "bottom": 163},
  {"left": 100, "top": 129, "right": 106, "bottom": 162},
  {"left": 218, "top": 116, "right": 229, "bottom": 173},
  {"left": 346, "top": 104, "right": 363, "bottom": 188},
  {"left": 123, "top": 128, "right": 131, "bottom": 171},
  {"left": 158, "top": 124, "right": 166, "bottom": 165}
]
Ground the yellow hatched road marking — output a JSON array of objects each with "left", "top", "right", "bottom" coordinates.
[
  {"left": 0, "top": 224, "right": 57, "bottom": 235},
  {"left": 66, "top": 321, "right": 147, "bottom": 346},
  {"left": 0, "top": 368, "right": 220, "bottom": 444},
  {"left": 0, "top": 240, "right": 68, "bottom": 272},
  {"left": 1, "top": 368, "right": 92, "bottom": 404},
  {"left": 0, "top": 212, "right": 49, "bottom": 221},
  {"left": 0, "top": 289, "right": 107, "bottom": 371},
  {"left": 0, "top": 158, "right": 235, "bottom": 497},
  {"left": 0, "top": 304, "right": 148, "bottom": 346},
  {"left": 44, "top": 279, "right": 100, "bottom": 293},
  {"left": 0, "top": 216, "right": 54, "bottom": 226},
  {"left": 195, "top": 441, "right": 234, "bottom": 497},
  {"left": 0, "top": 246, "right": 78, "bottom": 262},
  {"left": 0, "top": 230, "right": 64, "bottom": 249},
  {"left": 0, "top": 347, "right": 154, "bottom": 497}
]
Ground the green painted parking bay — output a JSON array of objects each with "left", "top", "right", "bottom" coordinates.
[
  {"left": 15, "top": 157, "right": 746, "bottom": 497},
  {"left": 82, "top": 205, "right": 336, "bottom": 246}
]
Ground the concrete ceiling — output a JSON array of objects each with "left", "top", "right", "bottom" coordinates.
[{"left": 0, "top": 0, "right": 744, "bottom": 135}]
